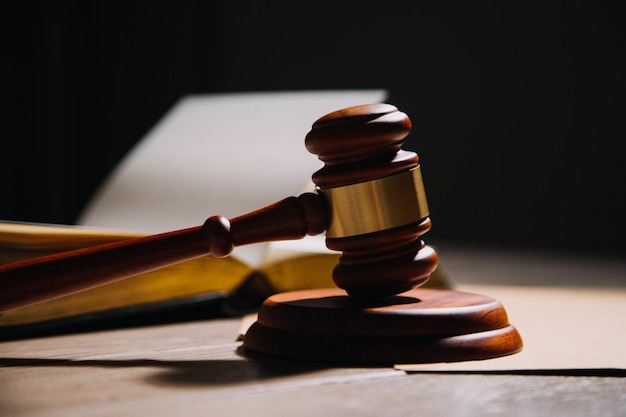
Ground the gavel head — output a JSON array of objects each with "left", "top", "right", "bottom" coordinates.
[{"left": 305, "top": 103, "right": 438, "bottom": 298}]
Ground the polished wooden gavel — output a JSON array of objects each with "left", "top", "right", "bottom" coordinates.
[{"left": 0, "top": 103, "right": 438, "bottom": 312}]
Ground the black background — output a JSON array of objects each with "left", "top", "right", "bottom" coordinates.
[{"left": 3, "top": 2, "right": 625, "bottom": 257}]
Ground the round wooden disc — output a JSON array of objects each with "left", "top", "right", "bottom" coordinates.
[{"left": 243, "top": 288, "right": 523, "bottom": 365}]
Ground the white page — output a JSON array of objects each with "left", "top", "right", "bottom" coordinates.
[
  {"left": 78, "top": 90, "right": 387, "bottom": 266},
  {"left": 396, "top": 285, "right": 626, "bottom": 371}
]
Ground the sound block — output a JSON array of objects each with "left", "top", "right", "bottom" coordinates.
[{"left": 243, "top": 288, "right": 523, "bottom": 365}]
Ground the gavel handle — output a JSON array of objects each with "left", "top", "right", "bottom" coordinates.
[{"left": 0, "top": 193, "right": 327, "bottom": 312}]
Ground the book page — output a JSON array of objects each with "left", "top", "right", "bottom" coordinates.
[
  {"left": 396, "top": 285, "right": 626, "bottom": 372},
  {"left": 78, "top": 90, "right": 388, "bottom": 266}
]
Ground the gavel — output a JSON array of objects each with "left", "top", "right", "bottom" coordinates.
[
  {"left": 0, "top": 103, "right": 522, "bottom": 364},
  {"left": 0, "top": 103, "right": 436, "bottom": 311}
]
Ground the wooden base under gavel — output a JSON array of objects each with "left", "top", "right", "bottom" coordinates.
[
  {"left": 0, "top": 103, "right": 522, "bottom": 365},
  {"left": 243, "top": 287, "right": 522, "bottom": 365},
  {"left": 243, "top": 104, "right": 522, "bottom": 365}
]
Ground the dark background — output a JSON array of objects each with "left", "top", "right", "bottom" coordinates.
[{"left": 2, "top": 2, "right": 625, "bottom": 257}]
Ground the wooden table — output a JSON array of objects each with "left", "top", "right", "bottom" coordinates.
[{"left": 2, "top": 246, "right": 625, "bottom": 416}]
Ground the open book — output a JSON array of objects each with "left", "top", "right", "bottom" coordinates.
[
  {"left": 0, "top": 91, "right": 451, "bottom": 338},
  {"left": 0, "top": 221, "right": 343, "bottom": 333}
]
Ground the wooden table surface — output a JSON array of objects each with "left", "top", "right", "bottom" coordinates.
[{"left": 2, "top": 246, "right": 625, "bottom": 416}]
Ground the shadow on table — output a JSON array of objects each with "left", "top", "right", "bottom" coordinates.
[
  {"left": 2, "top": 352, "right": 624, "bottom": 391},
  {"left": 0, "top": 348, "right": 333, "bottom": 387}
]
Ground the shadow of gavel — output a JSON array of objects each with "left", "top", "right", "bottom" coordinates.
[{"left": 0, "top": 103, "right": 438, "bottom": 312}]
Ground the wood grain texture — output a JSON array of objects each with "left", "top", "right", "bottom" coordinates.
[{"left": 0, "top": 314, "right": 623, "bottom": 417}]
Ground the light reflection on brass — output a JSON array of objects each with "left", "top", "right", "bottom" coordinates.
[{"left": 320, "top": 168, "right": 429, "bottom": 238}]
